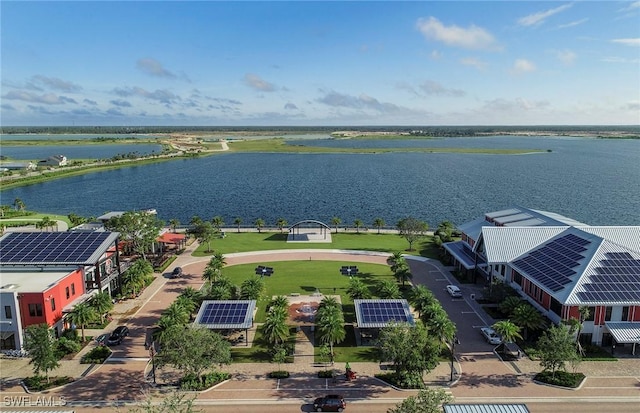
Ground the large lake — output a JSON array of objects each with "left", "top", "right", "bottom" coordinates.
[{"left": 2, "top": 136, "right": 639, "bottom": 227}]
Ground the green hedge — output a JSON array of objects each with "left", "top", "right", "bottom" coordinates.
[
  {"left": 80, "top": 345, "right": 112, "bottom": 364},
  {"left": 268, "top": 370, "right": 290, "bottom": 379},
  {"left": 534, "top": 370, "right": 585, "bottom": 388},
  {"left": 23, "top": 375, "right": 74, "bottom": 391},
  {"left": 317, "top": 370, "right": 335, "bottom": 378},
  {"left": 374, "top": 372, "right": 425, "bottom": 389},
  {"left": 180, "top": 371, "right": 231, "bottom": 391}
]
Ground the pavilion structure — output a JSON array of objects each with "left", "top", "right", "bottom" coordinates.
[{"left": 287, "top": 220, "right": 332, "bottom": 243}]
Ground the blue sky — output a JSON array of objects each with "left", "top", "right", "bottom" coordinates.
[{"left": 1, "top": 1, "right": 639, "bottom": 126}]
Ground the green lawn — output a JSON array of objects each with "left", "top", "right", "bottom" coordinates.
[
  {"left": 223, "top": 260, "right": 395, "bottom": 323},
  {"left": 194, "top": 231, "right": 440, "bottom": 259}
]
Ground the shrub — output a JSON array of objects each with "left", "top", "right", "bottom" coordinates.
[
  {"left": 60, "top": 328, "right": 79, "bottom": 341},
  {"left": 268, "top": 370, "right": 290, "bottom": 379},
  {"left": 180, "top": 371, "right": 231, "bottom": 391},
  {"left": 375, "top": 372, "right": 425, "bottom": 389},
  {"left": 317, "top": 370, "right": 335, "bottom": 378},
  {"left": 55, "top": 337, "right": 81, "bottom": 357},
  {"left": 23, "top": 375, "right": 74, "bottom": 391},
  {"left": 534, "top": 370, "right": 585, "bottom": 388},
  {"left": 80, "top": 345, "right": 112, "bottom": 364}
]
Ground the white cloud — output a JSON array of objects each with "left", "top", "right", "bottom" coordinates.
[
  {"left": 419, "top": 80, "right": 466, "bottom": 97},
  {"left": 243, "top": 73, "right": 276, "bottom": 92},
  {"left": 555, "top": 50, "right": 577, "bottom": 66},
  {"left": 416, "top": 17, "right": 499, "bottom": 51},
  {"left": 136, "top": 58, "right": 176, "bottom": 78},
  {"left": 2, "top": 90, "right": 71, "bottom": 105},
  {"left": 557, "top": 18, "right": 588, "bottom": 29},
  {"left": 511, "top": 59, "right": 536, "bottom": 74},
  {"left": 612, "top": 38, "right": 640, "bottom": 46},
  {"left": 29, "top": 75, "right": 83, "bottom": 92},
  {"left": 113, "top": 86, "right": 180, "bottom": 104},
  {"left": 459, "top": 57, "right": 488, "bottom": 70},
  {"left": 619, "top": 1, "right": 640, "bottom": 12},
  {"left": 517, "top": 3, "right": 573, "bottom": 27}
]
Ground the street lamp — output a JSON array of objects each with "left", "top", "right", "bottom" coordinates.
[
  {"left": 450, "top": 335, "right": 460, "bottom": 381},
  {"left": 149, "top": 341, "right": 157, "bottom": 385}
]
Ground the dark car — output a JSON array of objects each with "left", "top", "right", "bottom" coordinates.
[
  {"left": 107, "top": 325, "right": 129, "bottom": 345},
  {"left": 171, "top": 267, "right": 183, "bottom": 278},
  {"left": 313, "top": 394, "right": 346, "bottom": 412}
]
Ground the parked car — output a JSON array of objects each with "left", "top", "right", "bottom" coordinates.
[
  {"left": 480, "top": 326, "right": 502, "bottom": 345},
  {"left": 107, "top": 325, "right": 130, "bottom": 345},
  {"left": 171, "top": 267, "right": 183, "bottom": 278},
  {"left": 446, "top": 284, "right": 462, "bottom": 298},
  {"left": 313, "top": 394, "right": 346, "bottom": 412}
]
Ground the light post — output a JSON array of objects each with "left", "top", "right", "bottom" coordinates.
[
  {"left": 149, "top": 341, "right": 156, "bottom": 385},
  {"left": 450, "top": 335, "right": 460, "bottom": 381}
]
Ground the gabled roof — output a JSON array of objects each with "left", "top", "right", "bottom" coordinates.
[
  {"left": 577, "top": 226, "right": 640, "bottom": 253},
  {"left": 481, "top": 226, "right": 567, "bottom": 263},
  {"left": 458, "top": 217, "right": 490, "bottom": 243}
]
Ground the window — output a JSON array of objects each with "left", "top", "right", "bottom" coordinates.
[
  {"left": 50, "top": 298, "right": 56, "bottom": 311},
  {"left": 71, "top": 283, "right": 76, "bottom": 295},
  {"left": 622, "top": 306, "right": 629, "bottom": 321},
  {"left": 500, "top": 265, "right": 506, "bottom": 276},
  {"left": 513, "top": 271, "right": 522, "bottom": 286},
  {"left": 28, "top": 303, "right": 43, "bottom": 317},
  {"left": 66, "top": 287, "right": 70, "bottom": 299},
  {"left": 604, "top": 306, "right": 612, "bottom": 322},
  {"left": 4, "top": 306, "right": 12, "bottom": 319}
]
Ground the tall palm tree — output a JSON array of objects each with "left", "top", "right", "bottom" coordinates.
[
  {"left": 268, "top": 295, "right": 289, "bottom": 312},
  {"left": 203, "top": 252, "right": 226, "bottom": 284},
  {"left": 211, "top": 216, "right": 224, "bottom": 231},
  {"left": 68, "top": 303, "right": 97, "bottom": 342},
  {"left": 511, "top": 303, "right": 543, "bottom": 339},
  {"left": 316, "top": 305, "right": 346, "bottom": 362},
  {"left": 179, "top": 286, "right": 202, "bottom": 306},
  {"left": 388, "top": 251, "right": 405, "bottom": 271},
  {"left": 425, "top": 313, "right": 456, "bottom": 351},
  {"left": 492, "top": 320, "right": 523, "bottom": 344},
  {"left": 353, "top": 219, "right": 363, "bottom": 233},
  {"left": 318, "top": 296, "right": 340, "bottom": 311},
  {"left": 175, "top": 295, "right": 197, "bottom": 316},
  {"left": 90, "top": 291, "right": 114, "bottom": 324},
  {"left": 169, "top": 219, "right": 180, "bottom": 232},
  {"left": 346, "top": 278, "right": 371, "bottom": 300},
  {"left": 409, "top": 285, "right": 436, "bottom": 318},
  {"left": 240, "top": 277, "right": 264, "bottom": 300},
  {"left": 263, "top": 306, "right": 289, "bottom": 345},
  {"left": 377, "top": 280, "right": 401, "bottom": 299},
  {"left": 163, "top": 302, "right": 190, "bottom": 326},
  {"left": 372, "top": 217, "right": 385, "bottom": 234},
  {"left": 330, "top": 217, "right": 341, "bottom": 234},
  {"left": 233, "top": 217, "right": 242, "bottom": 233},
  {"left": 255, "top": 218, "right": 265, "bottom": 233},
  {"left": 499, "top": 296, "right": 522, "bottom": 318},
  {"left": 394, "top": 265, "right": 412, "bottom": 287},
  {"left": 276, "top": 218, "right": 288, "bottom": 233}
]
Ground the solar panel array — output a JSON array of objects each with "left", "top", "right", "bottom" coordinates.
[
  {"left": 255, "top": 265, "right": 274, "bottom": 276},
  {"left": 355, "top": 299, "right": 414, "bottom": 328},
  {"left": 340, "top": 266, "right": 359, "bottom": 276},
  {"left": 195, "top": 300, "right": 255, "bottom": 329},
  {"left": 0, "top": 232, "right": 112, "bottom": 264},
  {"left": 577, "top": 252, "right": 640, "bottom": 302},
  {"left": 512, "top": 233, "right": 591, "bottom": 292}
]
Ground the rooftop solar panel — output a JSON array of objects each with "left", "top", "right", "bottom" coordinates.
[
  {"left": 575, "top": 249, "right": 640, "bottom": 304},
  {"left": 0, "top": 231, "right": 117, "bottom": 265},
  {"left": 194, "top": 300, "right": 256, "bottom": 329},
  {"left": 354, "top": 299, "right": 415, "bottom": 329}
]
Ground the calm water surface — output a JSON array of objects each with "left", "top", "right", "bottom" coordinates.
[{"left": 2, "top": 136, "right": 639, "bottom": 227}]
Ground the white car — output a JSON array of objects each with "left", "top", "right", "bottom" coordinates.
[
  {"left": 480, "top": 327, "right": 502, "bottom": 345},
  {"left": 446, "top": 284, "right": 462, "bottom": 298}
]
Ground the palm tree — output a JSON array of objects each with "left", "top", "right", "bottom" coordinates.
[
  {"left": 211, "top": 216, "right": 224, "bottom": 231},
  {"left": 240, "top": 277, "right": 264, "bottom": 300},
  {"left": 255, "top": 218, "right": 265, "bottom": 233},
  {"left": 353, "top": 219, "right": 363, "bottom": 233},
  {"left": 409, "top": 285, "right": 436, "bottom": 318},
  {"left": 179, "top": 286, "right": 202, "bottom": 305},
  {"left": 316, "top": 305, "right": 346, "bottom": 362},
  {"left": 388, "top": 251, "right": 405, "bottom": 270},
  {"left": 426, "top": 313, "right": 456, "bottom": 351},
  {"left": 492, "top": 320, "right": 523, "bottom": 344},
  {"left": 203, "top": 252, "right": 226, "bottom": 284},
  {"left": 122, "top": 260, "right": 152, "bottom": 296},
  {"left": 208, "top": 283, "right": 232, "bottom": 300},
  {"left": 169, "top": 219, "right": 180, "bottom": 232},
  {"left": 318, "top": 296, "right": 341, "bottom": 311},
  {"left": 163, "top": 302, "right": 190, "bottom": 326},
  {"left": 268, "top": 295, "right": 289, "bottom": 312},
  {"left": 90, "top": 291, "right": 114, "bottom": 324},
  {"left": 175, "top": 295, "right": 197, "bottom": 317},
  {"left": 68, "top": 303, "right": 97, "bottom": 342},
  {"left": 372, "top": 217, "right": 385, "bottom": 234},
  {"left": 499, "top": 296, "right": 522, "bottom": 318},
  {"left": 276, "top": 218, "right": 288, "bottom": 233},
  {"left": 263, "top": 306, "right": 289, "bottom": 345},
  {"left": 330, "top": 217, "right": 341, "bottom": 233},
  {"left": 233, "top": 217, "right": 242, "bottom": 233},
  {"left": 377, "top": 280, "right": 401, "bottom": 299},
  {"left": 511, "top": 303, "right": 543, "bottom": 339},
  {"left": 574, "top": 306, "right": 591, "bottom": 355},
  {"left": 346, "top": 278, "right": 371, "bottom": 300}
]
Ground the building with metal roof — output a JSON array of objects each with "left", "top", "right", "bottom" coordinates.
[
  {"left": 443, "top": 206, "right": 640, "bottom": 352},
  {"left": 443, "top": 404, "right": 530, "bottom": 413}
]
